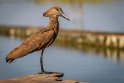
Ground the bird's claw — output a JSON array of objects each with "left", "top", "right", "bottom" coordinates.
[{"left": 38, "top": 71, "right": 64, "bottom": 76}]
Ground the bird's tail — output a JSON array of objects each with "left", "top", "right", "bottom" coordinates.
[
  {"left": 5, "top": 44, "right": 32, "bottom": 63},
  {"left": 5, "top": 47, "right": 20, "bottom": 63},
  {"left": 5, "top": 56, "right": 14, "bottom": 63}
]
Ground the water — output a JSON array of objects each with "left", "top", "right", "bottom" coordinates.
[
  {"left": 0, "top": 36, "right": 124, "bottom": 83},
  {"left": 0, "top": 1, "right": 124, "bottom": 32},
  {"left": 0, "top": 1, "right": 124, "bottom": 82}
]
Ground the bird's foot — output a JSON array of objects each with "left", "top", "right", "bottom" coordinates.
[
  {"left": 38, "top": 71, "right": 64, "bottom": 76},
  {"left": 38, "top": 71, "right": 49, "bottom": 74}
]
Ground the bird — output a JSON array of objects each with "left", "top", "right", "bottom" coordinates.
[{"left": 5, "top": 6, "right": 70, "bottom": 73}]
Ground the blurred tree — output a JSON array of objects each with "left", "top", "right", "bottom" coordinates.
[{"left": 34, "top": 0, "right": 113, "bottom": 4}]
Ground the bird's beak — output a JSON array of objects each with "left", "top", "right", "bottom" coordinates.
[{"left": 60, "top": 11, "right": 70, "bottom": 21}]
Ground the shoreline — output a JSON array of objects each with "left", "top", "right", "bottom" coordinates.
[{"left": 0, "top": 25, "right": 124, "bottom": 49}]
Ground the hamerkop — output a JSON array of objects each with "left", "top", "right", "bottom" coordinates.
[{"left": 6, "top": 7, "right": 70, "bottom": 73}]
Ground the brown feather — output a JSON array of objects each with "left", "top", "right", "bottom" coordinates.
[
  {"left": 6, "top": 29, "right": 55, "bottom": 63},
  {"left": 5, "top": 7, "right": 64, "bottom": 63}
]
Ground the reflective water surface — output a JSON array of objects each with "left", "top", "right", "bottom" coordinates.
[
  {"left": 0, "top": 1, "right": 124, "bottom": 83},
  {"left": 0, "top": 36, "right": 124, "bottom": 83}
]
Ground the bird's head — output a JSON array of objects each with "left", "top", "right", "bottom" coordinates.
[{"left": 43, "top": 7, "right": 70, "bottom": 21}]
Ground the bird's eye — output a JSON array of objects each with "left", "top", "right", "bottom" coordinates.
[{"left": 56, "top": 9, "right": 59, "bottom": 11}]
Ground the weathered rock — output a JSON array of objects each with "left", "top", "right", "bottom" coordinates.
[
  {"left": 62, "top": 80, "right": 79, "bottom": 83},
  {"left": 0, "top": 73, "right": 79, "bottom": 83}
]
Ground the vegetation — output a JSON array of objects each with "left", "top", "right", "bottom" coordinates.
[
  {"left": 35, "top": 0, "right": 113, "bottom": 4},
  {"left": 0, "top": 26, "right": 124, "bottom": 50}
]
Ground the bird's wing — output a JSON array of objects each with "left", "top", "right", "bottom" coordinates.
[
  {"left": 21, "top": 28, "right": 49, "bottom": 45},
  {"left": 6, "top": 29, "right": 54, "bottom": 63}
]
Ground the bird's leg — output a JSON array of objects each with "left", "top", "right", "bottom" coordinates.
[
  {"left": 39, "top": 49, "right": 54, "bottom": 74},
  {"left": 39, "top": 49, "right": 64, "bottom": 75},
  {"left": 40, "top": 49, "right": 45, "bottom": 73}
]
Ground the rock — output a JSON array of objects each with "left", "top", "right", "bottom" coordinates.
[
  {"left": 0, "top": 73, "right": 79, "bottom": 83},
  {"left": 62, "top": 80, "right": 79, "bottom": 83}
]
